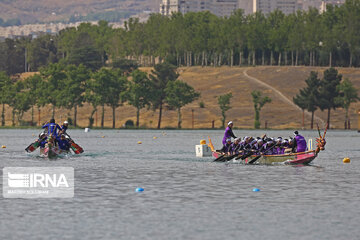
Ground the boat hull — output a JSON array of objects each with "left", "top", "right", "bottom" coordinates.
[
  {"left": 42, "top": 145, "right": 62, "bottom": 158},
  {"left": 213, "top": 151, "right": 318, "bottom": 165}
]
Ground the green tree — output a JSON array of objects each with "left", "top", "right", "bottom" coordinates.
[
  {"left": 335, "top": 78, "right": 359, "bottom": 129},
  {"left": 293, "top": 71, "right": 321, "bottom": 129},
  {"left": 246, "top": 12, "right": 267, "bottom": 65},
  {"left": 105, "top": 69, "right": 127, "bottom": 128},
  {"left": 92, "top": 68, "right": 127, "bottom": 128},
  {"left": 251, "top": 90, "right": 271, "bottom": 129},
  {"left": 339, "top": 0, "right": 360, "bottom": 67},
  {"left": 66, "top": 31, "right": 102, "bottom": 71},
  {"left": 287, "top": 11, "right": 305, "bottom": 66},
  {"left": 304, "top": 8, "right": 322, "bottom": 66},
  {"left": 27, "top": 35, "right": 58, "bottom": 71},
  {"left": 218, "top": 92, "right": 233, "bottom": 128},
  {"left": 23, "top": 74, "right": 43, "bottom": 125},
  {"left": 165, "top": 80, "right": 200, "bottom": 128},
  {"left": 149, "top": 62, "right": 179, "bottom": 129},
  {"left": 60, "top": 64, "right": 89, "bottom": 127},
  {"left": 321, "top": 4, "right": 341, "bottom": 67},
  {"left": 126, "top": 70, "right": 153, "bottom": 128},
  {"left": 85, "top": 73, "right": 103, "bottom": 128},
  {"left": 0, "top": 71, "right": 12, "bottom": 126},
  {"left": 6, "top": 81, "right": 31, "bottom": 126},
  {"left": 39, "top": 63, "right": 67, "bottom": 118},
  {"left": 318, "top": 68, "right": 342, "bottom": 127}
]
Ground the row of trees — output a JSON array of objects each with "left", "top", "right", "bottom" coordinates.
[
  {"left": 217, "top": 91, "right": 272, "bottom": 129},
  {"left": 0, "top": 62, "right": 200, "bottom": 128},
  {"left": 294, "top": 68, "right": 359, "bottom": 128},
  {"left": 2, "top": 0, "right": 360, "bottom": 76}
]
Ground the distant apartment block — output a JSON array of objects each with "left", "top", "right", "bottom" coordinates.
[
  {"left": 297, "top": 0, "right": 345, "bottom": 12},
  {"left": 253, "top": 0, "right": 302, "bottom": 15},
  {"left": 159, "top": 0, "right": 252, "bottom": 17}
]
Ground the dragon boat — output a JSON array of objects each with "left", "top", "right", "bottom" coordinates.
[
  {"left": 210, "top": 125, "right": 328, "bottom": 165},
  {"left": 212, "top": 150, "right": 319, "bottom": 165},
  {"left": 26, "top": 134, "right": 83, "bottom": 158}
]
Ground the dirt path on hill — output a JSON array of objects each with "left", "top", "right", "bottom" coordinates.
[{"left": 243, "top": 68, "right": 325, "bottom": 126}]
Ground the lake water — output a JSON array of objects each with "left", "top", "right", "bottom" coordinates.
[{"left": 0, "top": 129, "right": 359, "bottom": 240}]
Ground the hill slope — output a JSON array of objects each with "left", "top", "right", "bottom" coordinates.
[
  {"left": 12, "top": 66, "right": 360, "bottom": 130},
  {"left": 0, "top": 0, "right": 160, "bottom": 24}
]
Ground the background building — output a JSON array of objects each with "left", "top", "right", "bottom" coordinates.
[
  {"left": 253, "top": 0, "right": 302, "bottom": 15},
  {"left": 160, "top": 0, "right": 252, "bottom": 17}
]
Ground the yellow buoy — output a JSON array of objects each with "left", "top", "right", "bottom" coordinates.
[
  {"left": 101, "top": 136, "right": 105, "bottom": 138},
  {"left": 2, "top": 145, "right": 6, "bottom": 148},
  {"left": 343, "top": 158, "right": 350, "bottom": 163},
  {"left": 200, "top": 140, "right": 206, "bottom": 145},
  {"left": 137, "top": 141, "right": 142, "bottom": 144},
  {"left": 153, "top": 137, "right": 157, "bottom": 139}
]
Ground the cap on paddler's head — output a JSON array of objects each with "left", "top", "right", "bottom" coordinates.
[
  {"left": 294, "top": 131, "right": 299, "bottom": 136},
  {"left": 64, "top": 121, "right": 68, "bottom": 125},
  {"left": 235, "top": 138, "right": 241, "bottom": 142},
  {"left": 226, "top": 138, "right": 232, "bottom": 142},
  {"left": 228, "top": 121, "right": 233, "bottom": 126}
]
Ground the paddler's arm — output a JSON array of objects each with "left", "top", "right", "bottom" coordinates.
[{"left": 229, "top": 129, "right": 236, "bottom": 139}]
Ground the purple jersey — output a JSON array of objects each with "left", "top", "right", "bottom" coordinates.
[
  {"left": 295, "top": 134, "right": 307, "bottom": 152},
  {"left": 221, "top": 142, "right": 232, "bottom": 153},
  {"left": 222, "top": 126, "right": 236, "bottom": 145}
]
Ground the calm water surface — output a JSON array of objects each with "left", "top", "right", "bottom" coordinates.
[{"left": 0, "top": 129, "right": 359, "bottom": 240}]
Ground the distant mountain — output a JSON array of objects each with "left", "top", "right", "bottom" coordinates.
[{"left": 0, "top": 0, "right": 161, "bottom": 25}]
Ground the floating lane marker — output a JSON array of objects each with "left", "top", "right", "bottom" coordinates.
[
  {"left": 136, "top": 187, "right": 144, "bottom": 192},
  {"left": 343, "top": 158, "right": 350, "bottom": 163},
  {"left": 153, "top": 137, "right": 157, "bottom": 139},
  {"left": 137, "top": 141, "right": 142, "bottom": 144},
  {"left": 1, "top": 145, "right": 6, "bottom": 148},
  {"left": 253, "top": 188, "right": 260, "bottom": 192}
]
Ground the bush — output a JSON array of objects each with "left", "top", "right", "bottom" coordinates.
[
  {"left": 124, "top": 119, "right": 134, "bottom": 128},
  {"left": 67, "top": 117, "right": 73, "bottom": 126}
]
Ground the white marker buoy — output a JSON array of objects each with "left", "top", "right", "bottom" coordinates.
[{"left": 85, "top": 128, "right": 90, "bottom": 132}]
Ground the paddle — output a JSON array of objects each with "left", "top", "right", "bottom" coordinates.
[
  {"left": 222, "top": 153, "right": 241, "bottom": 162},
  {"left": 214, "top": 154, "right": 226, "bottom": 162},
  {"left": 25, "top": 133, "right": 47, "bottom": 153},
  {"left": 64, "top": 133, "right": 84, "bottom": 154},
  {"left": 247, "top": 155, "right": 262, "bottom": 164},
  {"left": 25, "top": 141, "right": 39, "bottom": 153},
  {"left": 235, "top": 149, "right": 254, "bottom": 160}
]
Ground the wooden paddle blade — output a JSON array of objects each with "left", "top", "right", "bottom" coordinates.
[
  {"left": 241, "top": 151, "right": 253, "bottom": 160},
  {"left": 214, "top": 155, "right": 225, "bottom": 162},
  {"left": 248, "top": 155, "right": 261, "bottom": 164},
  {"left": 235, "top": 154, "right": 243, "bottom": 160},
  {"left": 25, "top": 141, "right": 39, "bottom": 153},
  {"left": 224, "top": 155, "right": 237, "bottom": 162},
  {"left": 71, "top": 142, "right": 84, "bottom": 154}
]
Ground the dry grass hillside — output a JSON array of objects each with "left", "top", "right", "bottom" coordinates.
[
  {"left": 8, "top": 66, "right": 360, "bottom": 130},
  {"left": 0, "top": 0, "right": 160, "bottom": 24}
]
